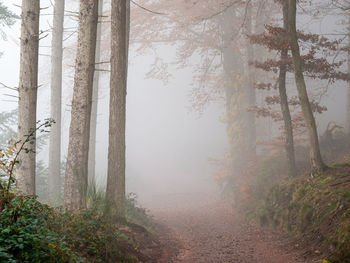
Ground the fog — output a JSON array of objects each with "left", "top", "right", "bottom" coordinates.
[
  {"left": 2, "top": 1, "right": 350, "bottom": 261},
  {"left": 0, "top": 0, "right": 349, "bottom": 203},
  {"left": 0, "top": 0, "right": 229, "bottom": 204}
]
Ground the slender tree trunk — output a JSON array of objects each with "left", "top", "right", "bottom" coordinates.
[
  {"left": 245, "top": 0, "right": 256, "bottom": 155},
  {"left": 220, "top": 8, "right": 243, "bottom": 159},
  {"left": 288, "top": 0, "right": 326, "bottom": 172},
  {"left": 17, "top": 0, "right": 40, "bottom": 195},
  {"left": 106, "top": 0, "right": 128, "bottom": 219},
  {"left": 48, "top": 0, "right": 65, "bottom": 203},
  {"left": 347, "top": 14, "right": 350, "bottom": 134},
  {"left": 88, "top": 0, "right": 103, "bottom": 183},
  {"left": 126, "top": 0, "right": 130, "bottom": 75},
  {"left": 278, "top": 1, "right": 297, "bottom": 177},
  {"left": 64, "top": 0, "right": 99, "bottom": 210}
]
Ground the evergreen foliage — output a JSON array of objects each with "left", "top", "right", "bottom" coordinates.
[{"left": 0, "top": 1, "right": 19, "bottom": 41}]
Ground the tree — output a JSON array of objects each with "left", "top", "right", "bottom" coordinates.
[
  {"left": 0, "top": 1, "right": 19, "bottom": 41},
  {"left": 0, "top": 110, "right": 17, "bottom": 148},
  {"left": 48, "top": 0, "right": 65, "bottom": 203},
  {"left": 88, "top": 0, "right": 104, "bottom": 183},
  {"left": 339, "top": 5, "right": 350, "bottom": 136},
  {"left": 17, "top": 0, "right": 40, "bottom": 195},
  {"left": 64, "top": 0, "right": 99, "bottom": 210},
  {"left": 131, "top": 1, "right": 275, "bottom": 171},
  {"left": 106, "top": 0, "right": 129, "bottom": 220},
  {"left": 244, "top": 0, "right": 257, "bottom": 155},
  {"left": 278, "top": 0, "right": 297, "bottom": 177},
  {"left": 248, "top": 0, "right": 350, "bottom": 175},
  {"left": 288, "top": 0, "right": 326, "bottom": 172}
]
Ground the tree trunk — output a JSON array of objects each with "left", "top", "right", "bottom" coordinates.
[
  {"left": 278, "top": 1, "right": 297, "bottom": 177},
  {"left": 88, "top": 0, "right": 103, "bottom": 184},
  {"left": 106, "top": 0, "right": 128, "bottom": 219},
  {"left": 126, "top": 0, "right": 130, "bottom": 76},
  {"left": 64, "top": 0, "right": 99, "bottom": 210},
  {"left": 17, "top": 0, "right": 40, "bottom": 195},
  {"left": 288, "top": 0, "right": 326, "bottom": 172},
  {"left": 244, "top": 0, "right": 256, "bottom": 155},
  {"left": 48, "top": 0, "right": 65, "bottom": 203},
  {"left": 220, "top": 8, "right": 243, "bottom": 157},
  {"left": 347, "top": 14, "right": 350, "bottom": 134}
]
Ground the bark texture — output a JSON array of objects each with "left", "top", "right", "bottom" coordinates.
[
  {"left": 88, "top": 0, "right": 103, "bottom": 183},
  {"left": 244, "top": 0, "right": 256, "bottom": 155},
  {"left": 17, "top": 0, "right": 40, "bottom": 195},
  {"left": 288, "top": 0, "right": 325, "bottom": 172},
  {"left": 279, "top": 1, "right": 297, "bottom": 177},
  {"left": 106, "top": 0, "right": 128, "bottom": 219},
  {"left": 347, "top": 15, "right": 350, "bottom": 134},
  {"left": 220, "top": 7, "right": 251, "bottom": 178},
  {"left": 48, "top": 0, "right": 65, "bottom": 203},
  {"left": 64, "top": 0, "right": 98, "bottom": 210}
]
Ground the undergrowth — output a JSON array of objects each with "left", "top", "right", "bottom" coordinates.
[
  {"left": 242, "top": 149, "right": 350, "bottom": 263},
  {"left": 0, "top": 195, "right": 139, "bottom": 263}
]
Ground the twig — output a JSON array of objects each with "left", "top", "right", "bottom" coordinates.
[
  {"left": 130, "top": 0, "right": 167, "bottom": 15},
  {"left": 0, "top": 82, "right": 18, "bottom": 92},
  {"left": 6, "top": 120, "right": 55, "bottom": 193}
]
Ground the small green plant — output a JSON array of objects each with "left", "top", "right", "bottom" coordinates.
[
  {"left": 86, "top": 178, "right": 154, "bottom": 229},
  {"left": 126, "top": 192, "right": 154, "bottom": 228},
  {"left": 0, "top": 195, "right": 141, "bottom": 262},
  {"left": 319, "top": 176, "right": 333, "bottom": 186},
  {"left": 0, "top": 118, "right": 55, "bottom": 194},
  {"left": 0, "top": 196, "right": 79, "bottom": 262}
]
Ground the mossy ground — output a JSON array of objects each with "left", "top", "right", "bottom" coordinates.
[{"left": 247, "top": 164, "right": 350, "bottom": 263}]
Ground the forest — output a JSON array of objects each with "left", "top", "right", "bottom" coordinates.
[{"left": 0, "top": 0, "right": 350, "bottom": 262}]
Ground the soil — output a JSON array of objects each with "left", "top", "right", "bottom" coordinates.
[{"left": 144, "top": 192, "right": 316, "bottom": 263}]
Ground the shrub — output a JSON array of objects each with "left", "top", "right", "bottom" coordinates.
[{"left": 0, "top": 196, "right": 139, "bottom": 263}]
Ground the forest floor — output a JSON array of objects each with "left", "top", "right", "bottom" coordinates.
[{"left": 145, "top": 192, "right": 315, "bottom": 263}]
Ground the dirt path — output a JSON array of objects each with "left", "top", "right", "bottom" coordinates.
[{"left": 146, "top": 193, "right": 309, "bottom": 263}]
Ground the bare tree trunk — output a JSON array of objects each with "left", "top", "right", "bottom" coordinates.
[
  {"left": 64, "top": 0, "right": 99, "bottom": 210},
  {"left": 106, "top": 0, "right": 128, "bottom": 219},
  {"left": 17, "top": 0, "right": 40, "bottom": 195},
  {"left": 220, "top": 8, "right": 243, "bottom": 158},
  {"left": 278, "top": 1, "right": 297, "bottom": 177},
  {"left": 245, "top": 0, "right": 256, "bottom": 155},
  {"left": 48, "top": 0, "right": 65, "bottom": 203},
  {"left": 347, "top": 14, "right": 350, "bottom": 134},
  {"left": 288, "top": 0, "right": 326, "bottom": 172},
  {"left": 126, "top": 0, "right": 130, "bottom": 76},
  {"left": 88, "top": 0, "right": 103, "bottom": 183}
]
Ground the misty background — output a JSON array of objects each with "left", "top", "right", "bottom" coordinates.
[{"left": 0, "top": 0, "right": 347, "bottom": 202}]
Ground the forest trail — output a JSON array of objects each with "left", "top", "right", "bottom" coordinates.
[{"left": 146, "top": 192, "right": 308, "bottom": 263}]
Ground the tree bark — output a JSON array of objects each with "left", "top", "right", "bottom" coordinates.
[
  {"left": 88, "top": 0, "right": 103, "bottom": 184},
  {"left": 17, "top": 0, "right": 40, "bottom": 195},
  {"left": 244, "top": 0, "right": 256, "bottom": 155},
  {"left": 64, "top": 0, "right": 99, "bottom": 210},
  {"left": 279, "top": 1, "right": 297, "bottom": 177},
  {"left": 106, "top": 0, "right": 128, "bottom": 219},
  {"left": 48, "top": 0, "right": 65, "bottom": 203},
  {"left": 347, "top": 14, "right": 350, "bottom": 134},
  {"left": 288, "top": 0, "right": 326, "bottom": 172},
  {"left": 126, "top": 0, "right": 130, "bottom": 76}
]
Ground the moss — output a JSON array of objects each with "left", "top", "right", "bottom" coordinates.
[
  {"left": 343, "top": 191, "right": 350, "bottom": 199},
  {"left": 319, "top": 176, "right": 334, "bottom": 186},
  {"left": 332, "top": 163, "right": 350, "bottom": 168},
  {"left": 243, "top": 163, "right": 350, "bottom": 263},
  {"left": 336, "top": 173, "right": 348, "bottom": 177}
]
